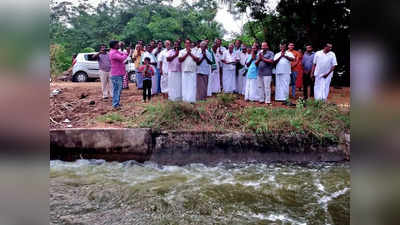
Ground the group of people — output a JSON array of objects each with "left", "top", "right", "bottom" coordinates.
[{"left": 93, "top": 38, "right": 337, "bottom": 109}]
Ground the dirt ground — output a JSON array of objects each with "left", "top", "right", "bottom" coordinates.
[{"left": 49, "top": 81, "right": 350, "bottom": 129}]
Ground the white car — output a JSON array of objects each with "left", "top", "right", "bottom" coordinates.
[{"left": 72, "top": 52, "right": 136, "bottom": 82}]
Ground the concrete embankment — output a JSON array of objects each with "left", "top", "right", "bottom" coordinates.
[{"left": 50, "top": 128, "right": 350, "bottom": 164}]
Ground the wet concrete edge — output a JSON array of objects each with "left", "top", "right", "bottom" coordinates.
[{"left": 50, "top": 128, "right": 350, "bottom": 164}]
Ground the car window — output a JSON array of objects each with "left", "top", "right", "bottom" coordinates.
[{"left": 86, "top": 54, "right": 98, "bottom": 61}]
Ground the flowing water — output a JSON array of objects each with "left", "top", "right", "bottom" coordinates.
[{"left": 50, "top": 160, "right": 350, "bottom": 225}]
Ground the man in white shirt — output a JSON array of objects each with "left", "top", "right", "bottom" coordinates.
[
  {"left": 179, "top": 39, "right": 199, "bottom": 103},
  {"left": 152, "top": 41, "right": 164, "bottom": 94},
  {"left": 152, "top": 41, "right": 163, "bottom": 58},
  {"left": 311, "top": 43, "right": 338, "bottom": 101},
  {"left": 166, "top": 40, "right": 182, "bottom": 101},
  {"left": 273, "top": 43, "right": 295, "bottom": 103},
  {"left": 215, "top": 38, "right": 226, "bottom": 89},
  {"left": 237, "top": 45, "right": 248, "bottom": 95},
  {"left": 208, "top": 43, "right": 221, "bottom": 95},
  {"left": 195, "top": 41, "right": 213, "bottom": 101},
  {"left": 221, "top": 43, "right": 239, "bottom": 93},
  {"left": 158, "top": 40, "right": 171, "bottom": 97},
  {"left": 141, "top": 45, "right": 158, "bottom": 95}
]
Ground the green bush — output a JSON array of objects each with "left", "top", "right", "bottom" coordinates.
[
  {"left": 138, "top": 102, "right": 200, "bottom": 130},
  {"left": 82, "top": 47, "right": 95, "bottom": 53},
  {"left": 50, "top": 44, "right": 72, "bottom": 77},
  {"left": 97, "top": 112, "right": 126, "bottom": 124},
  {"left": 241, "top": 100, "right": 350, "bottom": 142},
  {"left": 216, "top": 93, "right": 236, "bottom": 106}
]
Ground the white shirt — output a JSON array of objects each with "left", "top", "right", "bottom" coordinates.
[
  {"left": 239, "top": 52, "right": 248, "bottom": 67},
  {"left": 274, "top": 51, "right": 295, "bottom": 74},
  {"left": 313, "top": 50, "right": 338, "bottom": 77},
  {"left": 152, "top": 48, "right": 163, "bottom": 68},
  {"left": 192, "top": 47, "right": 200, "bottom": 55},
  {"left": 141, "top": 51, "right": 157, "bottom": 65},
  {"left": 222, "top": 50, "right": 239, "bottom": 70},
  {"left": 196, "top": 50, "right": 212, "bottom": 75},
  {"left": 217, "top": 46, "right": 227, "bottom": 54},
  {"left": 158, "top": 48, "right": 170, "bottom": 73},
  {"left": 179, "top": 49, "right": 197, "bottom": 72}
]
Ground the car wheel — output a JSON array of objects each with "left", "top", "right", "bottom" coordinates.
[
  {"left": 74, "top": 72, "right": 88, "bottom": 82},
  {"left": 128, "top": 71, "right": 136, "bottom": 83}
]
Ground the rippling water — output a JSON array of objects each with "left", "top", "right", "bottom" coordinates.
[{"left": 50, "top": 160, "right": 350, "bottom": 225}]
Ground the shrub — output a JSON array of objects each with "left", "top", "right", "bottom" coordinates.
[
  {"left": 97, "top": 113, "right": 126, "bottom": 124},
  {"left": 50, "top": 44, "right": 72, "bottom": 77},
  {"left": 138, "top": 102, "right": 200, "bottom": 130}
]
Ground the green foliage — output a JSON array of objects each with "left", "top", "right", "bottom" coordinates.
[
  {"left": 216, "top": 93, "right": 236, "bottom": 106},
  {"left": 50, "top": 0, "right": 224, "bottom": 57},
  {"left": 82, "top": 47, "right": 95, "bottom": 53},
  {"left": 130, "top": 96, "right": 349, "bottom": 143},
  {"left": 97, "top": 112, "right": 126, "bottom": 124},
  {"left": 240, "top": 100, "right": 349, "bottom": 142},
  {"left": 50, "top": 44, "right": 72, "bottom": 76},
  {"left": 137, "top": 102, "right": 201, "bottom": 130},
  {"left": 228, "top": 0, "right": 350, "bottom": 85}
]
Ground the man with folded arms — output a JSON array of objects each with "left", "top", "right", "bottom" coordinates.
[{"left": 179, "top": 39, "right": 199, "bottom": 103}]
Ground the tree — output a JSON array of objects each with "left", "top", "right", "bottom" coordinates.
[{"left": 227, "top": 0, "right": 350, "bottom": 85}]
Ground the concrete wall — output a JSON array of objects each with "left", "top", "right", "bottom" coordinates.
[
  {"left": 50, "top": 128, "right": 153, "bottom": 162},
  {"left": 50, "top": 129, "right": 349, "bottom": 164}
]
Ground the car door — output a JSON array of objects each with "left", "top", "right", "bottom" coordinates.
[{"left": 84, "top": 54, "right": 100, "bottom": 78}]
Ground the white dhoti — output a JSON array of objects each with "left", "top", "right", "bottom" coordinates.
[
  {"left": 168, "top": 71, "right": 182, "bottom": 101},
  {"left": 222, "top": 68, "right": 236, "bottom": 93},
  {"left": 244, "top": 78, "right": 258, "bottom": 101},
  {"left": 208, "top": 68, "right": 221, "bottom": 95},
  {"left": 275, "top": 73, "right": 290, "bottom": 101},
  {"left": 238, "top": 68, "right": 247, "bottom": 95},
  {"left": 236, "top": 70, "right": 244, "bottom": 95},
  {"left": 151, "top": 73, "right": 158, "bottom": 95},
  {"left": 314, "top": 74, "right": 333, "bottom": 101},
  {"left": 160, "top": 72, "right": 168, "bottom": 93},
  {"left": 182, "top": 71, "right": 197, "bottom": 103},
  {"left": 207, "top": 71, "right": 213, "bottom": 97},
  {"left": 257, "top": 75, "right": 272, "bottom": 103}
]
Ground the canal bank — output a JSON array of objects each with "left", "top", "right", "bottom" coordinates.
[{"left": 50, "top": 128, "right": 350, "bottom": 164}]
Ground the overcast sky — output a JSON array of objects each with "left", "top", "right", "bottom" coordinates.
[{"left": 76, "top": 0, "right": 279, "bottom": 39}]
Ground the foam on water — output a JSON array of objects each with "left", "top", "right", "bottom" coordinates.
[{"left": 50, "top": 160, "right": 350, "bottom": 224}]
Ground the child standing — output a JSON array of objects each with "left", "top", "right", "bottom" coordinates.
[{"left": 138, "top": 57, "right": 155, "bottom": 102}]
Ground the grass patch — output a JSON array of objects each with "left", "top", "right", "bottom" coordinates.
[
  {"left": 240, "top": 99, "right": 350, "bottom": 142},
  {"left": 216, "top": 93, "right": 236, "bottom": 106},
  {"left": 135, "top": 101, "right": 201, "bottom": 130},
  {"left": 97, "top": 112, "right": 126, "bottom": 124},
  {"left": 130, "top": 97, "right": 349, "bottom": 143}
]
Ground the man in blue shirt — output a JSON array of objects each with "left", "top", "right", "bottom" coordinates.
[{"left": 302, "top": 44, "right": 315, "bottom": 99}]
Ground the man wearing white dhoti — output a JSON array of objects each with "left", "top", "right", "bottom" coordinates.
[
  {"left": 215, "top": 38, "right": 226, "bottom": 89},
  {"left": 158, "top": 40, "right": 171, "bottom": 97},
  {"left": 141, "top": 45, "right": 158, "bottom": 95},
  {"left": 273, "top": 43, "right": 295, "bottom": 104},
  {"left": 166, "top": 41, "right": 182, "bottom": 101},
  {"left": 311, "top": 43, "right": 337, "bottom": 101},
  {"left": 245, "top": 44, "right": 259, "bottom": 101},
  {"left": 221, "top": 43, "right": 239, "bottom": 93},
  {"left": 256, "top": 42, "right": 274, "bottom": 104},
  {"left": 207, "top": 44, "right": 221, "bottom": 96},
  {"left": 179, "top": 39, "right": 199, "bottom": 103},
  {"left": 237, "top": 45, "right": 248, "bottom": 95}
]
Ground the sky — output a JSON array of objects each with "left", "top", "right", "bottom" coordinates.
[{"left": 73, "top": 0, "right": 279, "bottom": 39}]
